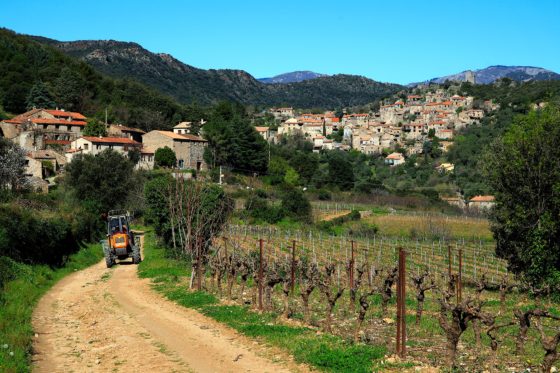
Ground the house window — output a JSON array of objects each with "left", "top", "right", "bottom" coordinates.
[
  {"left": 178, "top": 159, "right": 184, "bottom": 168},
  {"left": 84, "top": 144, "right": 89, "bottom": 150},
  {"left": 96, "top": 145, "right": 101, "bottom": 150}
]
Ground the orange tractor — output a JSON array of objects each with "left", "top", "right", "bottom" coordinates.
[{"left": 102, "top": 210, "right": 141, "bottom": 268}]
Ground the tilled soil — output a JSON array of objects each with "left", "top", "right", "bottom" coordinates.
[{"left": 32, "top": 259, "right": 306, "bottom": 372}]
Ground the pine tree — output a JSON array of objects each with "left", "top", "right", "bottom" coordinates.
[{"left": 25, "top": 81, "right": 55, "bottom": 110}]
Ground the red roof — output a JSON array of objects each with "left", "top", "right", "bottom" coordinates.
[
  {"left": 470, "top": 195, "right": 495, "bottom": 202},
  {"left": 81, "top": 136, "right": 141, "bottom": 145},
  {"left": 152, "top": 131, "right": 207, "bottom": 142},
  {"left": 44, "top": 110, "right": 86, "bottom": 120},
  {"left": 32, "top": 118, "right": 87, "bottom": 126},
  {"left": 331, "top": 117, "right": 340, "bottom": 123}
]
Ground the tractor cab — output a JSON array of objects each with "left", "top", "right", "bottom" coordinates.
[{"left": 102, "top": 210, "right": 141, "bottom": 268}]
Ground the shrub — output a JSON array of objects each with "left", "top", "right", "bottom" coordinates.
[
  {"left": 281, "top": 187, "right": 312, "bottom": 223},
  {"left": 154, "top": 146, "right": 177, "bottom": 168}
]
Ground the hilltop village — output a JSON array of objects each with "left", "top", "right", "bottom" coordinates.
[
  {"left": 0, "top": 86, "right": 498, "bottom": 208},
  {"left": 263, "top": 88, "right": 497, "bottom": 161}
]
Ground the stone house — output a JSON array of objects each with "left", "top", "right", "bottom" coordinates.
[
  {"left": 1, "top": 108, "right": 87, "bottom": 151},
  {"left": 173, "top": 122, "right": 192, "bottom": 135},
  {"left": 270, "top": 107, "right": 294, "bottom": 119},
  {"left": 385, "top": 152, "right": 405, "bottom": 166},
  {"left": 468, "top": 195, "right": 496, "bottom": 210},
  {"left": 107, "top": 124, "right": 146, "bottom": 143},
  {"left": 255, "top": 126, "right": 271, "bottom": 141},
  {"left": 142, "top": 130, "right": 207, "bottom": 170},
  {"left": 137, "top": 147, "right": 155, "bottom": 170},
  {"left": 66, "top": 136, "right": 142, "bottom": 163}
]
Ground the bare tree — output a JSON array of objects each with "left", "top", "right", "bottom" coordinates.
[
  {"left": 167, "top": 178, "right": 232, "bottom": 290},
  {"left": 0, "top": 138, "right": 27, "bottom": 191}
]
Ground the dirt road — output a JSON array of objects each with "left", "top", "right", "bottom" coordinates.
[{"left": 32, "top": 259, "right": 305, "bottom": 372}]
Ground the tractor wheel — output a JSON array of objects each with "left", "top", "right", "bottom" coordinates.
[
  {"left": 105, "top": 252, "right": 114, "bottom": 268},
  {"left": 132, "top": 245, "right": 141, "bottom": 264}
]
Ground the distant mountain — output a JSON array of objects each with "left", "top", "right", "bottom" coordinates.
[
  {"left": 33, "top": 37, "right": 401, "bottom": 108},
  {"left": 421, "top": 65, "right": 560, "bottom": 85},
  {"left": 258, "top": 71, "right": 328, "bottom": 84}
]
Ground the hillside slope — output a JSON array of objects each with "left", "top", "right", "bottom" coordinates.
[
  {"left": 36, "top": 37, "right": 402, "bottom": 108},
  {"left": 0, "top": 29, "right": 188, "bottom": 130}
]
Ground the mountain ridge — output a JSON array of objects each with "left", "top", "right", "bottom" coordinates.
[
  {"left": 32, "top": 36, "right": 401, "bottom": 108},
  {"left": 419, "top": 65, "right": 560, "bottom": 85},
  {"left": 258, "top": 71, "right": 328, "bottom": 84}
]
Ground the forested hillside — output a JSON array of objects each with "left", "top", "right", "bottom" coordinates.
[
  {"left": 35, "top": 37, "right": 402, "bottom": 108},
  {"left": 447, "top": 79, "right": 560, "bottom": 196},
  {"left": 0, "top": 29, "right": 203, "bottom": 130}
]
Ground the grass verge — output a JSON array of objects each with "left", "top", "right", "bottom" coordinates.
[
  {"left": 0, "top": 242, "right": 103, "bottom": 372},
  {"left": 138, "top": 228, "right": 394, "bottom": 372}
]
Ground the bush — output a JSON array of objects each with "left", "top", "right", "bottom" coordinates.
[
  {"left": 0, "top": 204, "right": 80, "bottom": 266},
  {"left": 154, "top": 146, "right": 177, "bottom": 168},
  {"left": 317, "top": 189, "right": 332, "bottom": 201},
  {"left": 281, "top": 187, "right": 312, "bottom": 223},
  {"left": 244, "top": 194, "right": 284, "bottom": 224}
]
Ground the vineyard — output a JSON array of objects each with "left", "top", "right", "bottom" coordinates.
[
  {"left": 221, "top": 224, "right": 505, "bottom": 284},
  {"left": 180, "top": 223, "right": 560, "bottom": 371}
]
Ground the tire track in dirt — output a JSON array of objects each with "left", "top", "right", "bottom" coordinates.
[{"left": 32, "top": 259, "right": 305, "bottom": 372}]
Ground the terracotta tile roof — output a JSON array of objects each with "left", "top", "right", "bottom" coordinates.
[
  {"left": 81, "top": 136, "right": 141, "bottom": 145},
  {"left": 32, "top": 118, "right": 87, "bottom": 126},
  {"left": 111, "top": 124, "right": 146, "bottom": 134},
  {"left": 65, "top": 148, "right": 82, "bottom": 154},
  {"left": 255, "top": 126, "right": 269, "bottom": 132},
  {"left": 44, "top": 110, "right": 86, "bottom": 120},
  {"left": 386, "top": 152, "right": 404, "bottom": 160},
  {"left": 153, "top": 131, "right": 207, "bottom": 142},
  {"left": 470, "top": 195, "right": 495, "bottom": 202},
  {"left": 331, "top": 117, "right": 340, "bottom": 122}
]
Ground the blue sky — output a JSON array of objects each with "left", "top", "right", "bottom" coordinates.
[{"left": 1, "top": 0, "right": 559, "bottom": 84}]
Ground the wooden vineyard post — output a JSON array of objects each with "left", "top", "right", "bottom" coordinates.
[
  {"left": 396, "top": 247, "right": 407, "bottom": 358},
  {"left": 447, "top": 245, "right": 452, "bottom": 279},
  {"left": 458, "top": 248, "right": 463, "bottom": 303},
  {"left": 259, "top": 238, "right": 264, "bottom": 311},
  {"left": 291, "top": 240, "right": 296, "bottom": 293},
  {"left": 350, "top": 240, "right": 355, "bottom": 290}
]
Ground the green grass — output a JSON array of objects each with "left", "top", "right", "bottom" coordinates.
[
  {"left": 139, "top": 228, "right": 389, "bottom": 372},
  {"left": 0, "top": 242, "right": 103, "bottom": 373}
]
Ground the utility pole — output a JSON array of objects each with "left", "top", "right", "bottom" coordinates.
[
  {"left": 105, "top": 107, "right": 108, "bottom": 126},
  {"left": 219, "top": 165, "right": 223, "bottom": 185}
]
